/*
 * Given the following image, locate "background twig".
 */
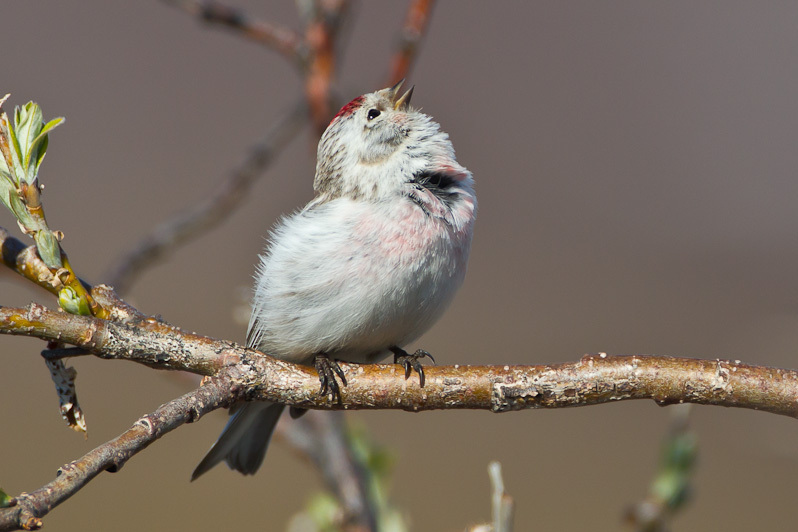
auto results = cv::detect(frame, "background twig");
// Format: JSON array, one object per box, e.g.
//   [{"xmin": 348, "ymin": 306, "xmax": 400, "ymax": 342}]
[
  {"xmin": 104, "ymin": 103, "xmax": 306, "ymax": 293},
  {"xmin": 280, "ymin": 412, "xmax": 379, "ymax": 531},
  {"xmin": 302, "ymin": 0, "xmax": 350, "ymax": 135},
  {"xmin": 389, "ymin": 0, "xmax": 437, "ymax": 84},
  {"xmin": 162, "ymin": 0, "xmax": 307, "ymax": 66},
  {"xmin": 0, "ymin": 374, "xmax": 238, "ymax": 532}
]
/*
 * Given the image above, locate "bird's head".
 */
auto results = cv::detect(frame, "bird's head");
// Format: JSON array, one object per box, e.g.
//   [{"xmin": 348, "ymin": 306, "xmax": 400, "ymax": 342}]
[{"xmin": 314, "ymin": 81, "xmax": 466, "ymax": 201}]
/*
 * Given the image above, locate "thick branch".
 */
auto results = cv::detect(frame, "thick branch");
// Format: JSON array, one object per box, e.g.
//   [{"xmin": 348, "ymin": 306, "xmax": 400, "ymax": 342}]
[
  {"xmin": 3, "ymin": 300, "xmax": 798, "ymax": 530},
  {"xmin": 2, "ymin": 303, "xmax": 798, "ymax": 417},
  {"xmin": 242, "ymin": 353, "xmax": 798, "ymax": 417},
  {"xmin": 0, "ymin": 302, "xmax": 236, "ymax": 374}
]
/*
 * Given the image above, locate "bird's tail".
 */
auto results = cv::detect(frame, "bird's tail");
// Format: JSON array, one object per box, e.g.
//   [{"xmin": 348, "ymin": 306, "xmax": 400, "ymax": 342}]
[{"xmin": 191, "ymin": 401, "xmax": 285, "ymax": 481}]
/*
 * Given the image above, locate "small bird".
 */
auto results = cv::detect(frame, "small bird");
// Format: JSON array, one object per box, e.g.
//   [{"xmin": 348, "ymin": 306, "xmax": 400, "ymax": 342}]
[{"xmin": 192, "ymin": 81, "xmax": 477, "ymax": 480}]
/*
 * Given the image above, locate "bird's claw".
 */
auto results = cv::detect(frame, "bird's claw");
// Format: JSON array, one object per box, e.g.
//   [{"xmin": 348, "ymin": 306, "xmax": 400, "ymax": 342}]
[
  {"xmin": 314, "ymin": 353, "xmax": 347, "ymax": 402},
  {"xmin": 390, "ymin": 347, "xmax": 435, "ymax": 387}
]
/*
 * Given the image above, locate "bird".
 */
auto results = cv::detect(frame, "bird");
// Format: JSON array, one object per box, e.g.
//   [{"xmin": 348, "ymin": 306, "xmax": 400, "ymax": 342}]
[{"xmin": 192, "ymin": 81, "xmax": 477, "ymax": 480}]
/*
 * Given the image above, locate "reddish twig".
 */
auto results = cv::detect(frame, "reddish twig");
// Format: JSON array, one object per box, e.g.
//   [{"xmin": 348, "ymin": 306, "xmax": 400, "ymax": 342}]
[
  {"xmin": 388, "ymin": 0, "xmax": 437, "ymax": 85},
  {"xmin": 112, "ymin": 0, "xmax": 437, "ymax": 292},
  {"xmin": 3, "ymin": 5, "xmax": 451, "ymax": 530},
  {"xmin": 162, "ymin": 0, "xmax": 306, "ymax": 66},
  {"xmin": 302, "ymin": 0, "xmax": 350, "ymax": 135}
]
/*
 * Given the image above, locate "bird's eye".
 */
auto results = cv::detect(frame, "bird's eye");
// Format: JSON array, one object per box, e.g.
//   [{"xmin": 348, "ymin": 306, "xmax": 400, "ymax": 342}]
[{"xmin": 367, "ymin": 109, "xmax": 381, "ymax": 120}]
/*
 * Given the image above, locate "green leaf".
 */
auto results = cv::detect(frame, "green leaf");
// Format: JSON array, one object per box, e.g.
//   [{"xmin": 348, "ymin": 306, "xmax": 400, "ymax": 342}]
[
  {"xmin": 4, "ymin": 113, "xmax": 23, "ymax": 182},
  {"xmin": 0, "ymin": 102, "xmax": 64, "ymax": 185},
  {"xmin": 15, "ymin": 103, "xmax": 42, "ymax": 176},
  {"xmin": 0, "ymin": 111, "xmax": 13, "ymax": 181},
  {"xmin": 58, "ymin": 286, "xmax": 92, "ymax": 315},
  {"xmin": 15, "ymin": 103, "xmax": 41, "ymax": 151},
  {"xmin": 17, "ymin": 103, "xmax": 43, "ymax": 183},
  {"xmin": 0, "ymin": 173, "xmax": 14, "ymax": 211},
  {"xmin": 32, "ymin": 132, "xmax": 49, "ymax": 177},
  {"xmin": 0, "ymin": 487, "xmax": 14, "ymax": 508},
  {"xmin": 305, "ymin": 492, "xmax": 339, "ymax": 528},
  {"xmin": 0, "ymin": 161, "xmax": 11, "ymax": 182},
  {"xmin": 39, "ymin": 116, "xmax": 65, "ymax": 137},
  {"xmin": 28, "ymin": 116, "xmax": 63, "ymax": 181},
  {"xmin": 6, "ymin": 189, "xmax": 34, "ymax": 229},
  {"xmin": 35, "ymin": 229, "xmax": 62, "ymax": 269},
  {"xmin": 0, "ymin": 138, "xmax": 10, "ymax": 179}
]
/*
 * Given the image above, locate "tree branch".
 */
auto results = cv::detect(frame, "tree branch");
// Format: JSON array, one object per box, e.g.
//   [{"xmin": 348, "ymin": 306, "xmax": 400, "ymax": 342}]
[
  {"xmin": 1, "ymin": 226, "xmax": 64, "ymax": 295},
  {"xmin": 302, "ymin": 0, "xmax": 350, "ymax": 135},
  {"xmin": 0, "ymin": 370, "xmax": 242, "ymax": 532},
  {"xmin": 1, "ymin": 229, "xmax": 146, "ymax": 324},
  {"xmin": 3, "ymin": 302, "xmax": 798, "ymax": 417},
  {"xmin": 280, "ymin": 412, "xmax": 379, "ymax": 530},
  {"xmin": 3, "ymin": 6, "xmax": 789, "ymax": 529},
  {"xmin": 3, "ymin": 298, "xmax": 798, "ymax": 530},
  {"xmin": 0, "ymin": 302, "xmax": 234, "ymax": 374},
  {"xmin": 388, "ymin": 0, "xmax": 437, "ymax": 85},
  {"xmin": 161, "ymin": 0, "xmax": 307, "ymax": 67}
]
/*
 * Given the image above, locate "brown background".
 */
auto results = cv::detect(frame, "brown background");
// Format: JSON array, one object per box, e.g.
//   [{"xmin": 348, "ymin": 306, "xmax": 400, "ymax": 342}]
[{"xmin": 3, "ymin": 1, "xmax": 798, "ymax": 530}]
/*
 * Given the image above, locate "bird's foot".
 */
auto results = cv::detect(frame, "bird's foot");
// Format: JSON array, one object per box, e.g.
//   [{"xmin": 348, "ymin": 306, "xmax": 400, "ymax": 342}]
[
  {"xmin": 390, "ymin": 346, "xmax": 435, "ymax": 387},
  {"xmin": 314, "ymin": 352, "xmax": 347, "ymax": 402}
]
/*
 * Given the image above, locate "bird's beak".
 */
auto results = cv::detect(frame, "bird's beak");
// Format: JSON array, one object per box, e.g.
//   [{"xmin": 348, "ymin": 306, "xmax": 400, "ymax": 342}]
[
  {"xmin": 393, "ymin": 85, "xmax": 414, "ymax": 111},
  {"xmin": 384, "ymin": 79, "xmax": 414, "ymax": 111},
  {"xmin": 386, "ymin": 79, "xmax": 405, "ymax": 100}
]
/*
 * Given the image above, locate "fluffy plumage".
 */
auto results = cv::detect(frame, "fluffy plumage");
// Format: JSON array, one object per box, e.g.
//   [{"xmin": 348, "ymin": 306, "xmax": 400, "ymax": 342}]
[{"xmin": 192, "ymin": 83, "xmax": 477, "ymax": 480}]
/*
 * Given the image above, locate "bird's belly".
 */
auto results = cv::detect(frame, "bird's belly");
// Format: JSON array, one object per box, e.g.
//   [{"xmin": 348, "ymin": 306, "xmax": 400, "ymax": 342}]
[{"xmin": 255, "ymin": 201, "xmax": 471, "ymax": 364}]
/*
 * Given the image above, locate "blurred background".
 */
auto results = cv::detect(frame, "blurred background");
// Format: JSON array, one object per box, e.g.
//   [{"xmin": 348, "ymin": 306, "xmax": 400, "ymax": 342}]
[{"xmin": 3, "ymin": 1, "xmax": 798, "ymax": 530}]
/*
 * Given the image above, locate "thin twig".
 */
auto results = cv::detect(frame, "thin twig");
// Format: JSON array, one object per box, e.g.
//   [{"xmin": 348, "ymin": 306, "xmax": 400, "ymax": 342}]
[
  {"xmin": 303, "ymin": 0, "xmax": 350, "ymax": 135},
  {"xmin": 488, "ymin": 462, "xmax": 514, "ymax": 532},
  {"xmin": 40, "ymin": 347, "xmax": 90, "ymax": 360},
  {"xmin": 0, "ymin": 226, "xmax": 60, "ymax": 294},
  {"xmin": 161, "ymin": 0, "xmax": 307, "ymax": 67},
  {"xmin": 4, "ymin": 5, "xmax": 450, "ymax": 530},
  {"xmin": 280, "ymin": 411, "xmax": 379, "ymax": 530},
  {"xmin": 1, "ymin": 230, "xmax": 146, "ymax": 325},
  {"xmin": 0, "ymin": 371, "xmax": 240, "ymax": 532},
  {"xmin": 388, "ymin": 0, "xmax": 437, "ymax": 85},
  {"xmin": 466, "ymin": 462, "xmax": 515, "ymax": 532},
  {"xmin": 104, "ymin": 102, "xmax": 306, "ymax": 294}
]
